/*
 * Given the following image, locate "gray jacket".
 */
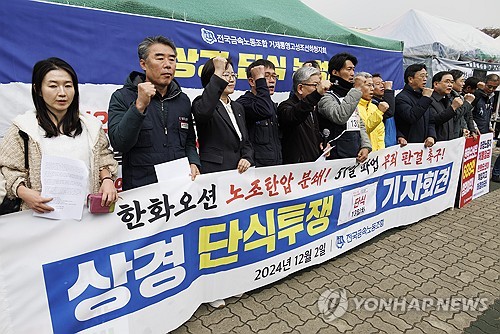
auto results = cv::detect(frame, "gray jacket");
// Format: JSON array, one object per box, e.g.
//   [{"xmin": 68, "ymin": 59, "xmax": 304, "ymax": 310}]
[{"xmin": 318, "ymin": 87, "xmax": 372, "ymax": 155}]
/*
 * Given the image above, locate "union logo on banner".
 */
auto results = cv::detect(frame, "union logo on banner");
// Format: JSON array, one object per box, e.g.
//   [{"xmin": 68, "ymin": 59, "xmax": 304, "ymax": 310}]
[{"xmin": 201, "ymin": 28, "xmax": 217, "ymax": 45}]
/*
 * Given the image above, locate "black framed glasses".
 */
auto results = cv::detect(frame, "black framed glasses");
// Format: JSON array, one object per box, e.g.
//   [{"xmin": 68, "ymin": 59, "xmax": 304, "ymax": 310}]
[
  {"xmin": 264, "ymin": 73, "xmax": 279, "ymax": 80},
  {"xmin": 222, "ymin": 72, "xmax": 238, "ymax": 79},
  {"xmin": 301, "ymin": 82, "xmax": 318, "ymax": 88},
  {"xmin": 440, "ymin": 80, "xmax": 454, "ymax": 85}
]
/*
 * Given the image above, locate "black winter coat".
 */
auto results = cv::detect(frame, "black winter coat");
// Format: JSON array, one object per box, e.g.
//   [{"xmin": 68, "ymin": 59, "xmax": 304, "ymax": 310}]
[
  {"xmin": 277, "ymin": 91, "xmax": 323, "ymax": 164},
  {"xmin": 395, "ymin": 84, "xmax": 436, "ymax": 143},
  {"xmin": 108, "ymin": 71, "xmax": 200, "ymax": 191},
  {"xmin": 192, "ymin": 75, "xmax": 254, "ymax": 174},
  {"xmin": 236, "ymin": 78, "xmax": 282, "ymax": 166},
  {"xmin": 429, "ymin": 91, "xmax": 457, "ymax": 141}
]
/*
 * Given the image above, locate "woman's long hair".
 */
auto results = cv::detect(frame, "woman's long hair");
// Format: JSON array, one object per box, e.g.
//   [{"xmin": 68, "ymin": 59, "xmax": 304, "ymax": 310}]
[{"xmin": 31, "ymin": 57, "xmax": 82, "ymax": 138}]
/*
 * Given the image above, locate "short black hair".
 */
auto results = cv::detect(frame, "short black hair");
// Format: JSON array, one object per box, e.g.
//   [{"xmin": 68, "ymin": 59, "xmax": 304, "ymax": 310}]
[
  {"xmin": 246, "ymin": 59, "xmax": 275, "ymax": 78},
  {"xmin": 372, "ymin": 73, "xmax": 382, "ymax": 79},
  {"xmin": 200, "ymin": 57, "xmax": 233, "ymax": 88},
  {"xmin": 404, "ymin": 64, "xmax": 426, "ymax": 84},
  {"xmin": 449, "ymin": 69, "xmax": 464, "ymax": 81},
  {"xmin": 464, "ymin": 76, "xmax": 480, "ymax": 90},
  {"xmin": 302, "ymin": 60, "xmax": 320, "ymax": 69},
  {"xmin": 485, "ymin": 73, "xmax": 500, "ymax": 83},
  {"xmin": 328, "ymin": 52, "xmax": 357, "ymax": 75},
  {"xmin": 432, "ymin": 71, "xmax": 452, "ymax": 85}
]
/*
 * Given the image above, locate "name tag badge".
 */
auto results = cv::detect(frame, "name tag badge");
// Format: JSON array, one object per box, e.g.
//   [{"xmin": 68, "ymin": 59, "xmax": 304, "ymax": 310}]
[
  {"xmin": 179, "ymin": 116, "xmax": 189, "ymax": 130},
  {"xmin": 346, "ymin": 108, "xmax": 360, "ymax": 131}
]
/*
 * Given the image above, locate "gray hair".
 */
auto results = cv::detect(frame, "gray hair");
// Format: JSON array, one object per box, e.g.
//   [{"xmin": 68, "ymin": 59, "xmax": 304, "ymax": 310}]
[
  {"xmin": 354, "ymin": 71, "xmax": 372, "ymax": 80},
  {"xmin": 137, "ymin": 36, "xmax": 177, "ymax": 60},
  {"xmin": 292, "ymin": 66, "xmax": 321, "ymax": 93}
]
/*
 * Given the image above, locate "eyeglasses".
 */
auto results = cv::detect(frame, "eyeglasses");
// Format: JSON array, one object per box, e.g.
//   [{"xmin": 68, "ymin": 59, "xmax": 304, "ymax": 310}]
[
  {"xmin": 301, "ymin": 82, "xmax": 318, "ymax": 88},
  {"xmin": 440, "ymin": 80, "xmax": 454, "ymax": 85},
  {"xmin": 222, "ymin": 72, "xmax": 238, "ymax": 79},
  {"xmin": 264, "ymin": 73, "xmax": 279, "ymax": 80}
]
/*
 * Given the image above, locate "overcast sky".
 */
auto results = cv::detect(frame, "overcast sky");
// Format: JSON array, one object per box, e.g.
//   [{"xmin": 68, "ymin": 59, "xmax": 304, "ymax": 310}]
[{"xmin": 301, "ymin": 0, "xmax": 499, "ymax": 30}]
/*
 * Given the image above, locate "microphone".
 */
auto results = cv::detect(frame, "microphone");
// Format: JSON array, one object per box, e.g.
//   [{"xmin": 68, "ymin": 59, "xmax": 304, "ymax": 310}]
[{"xmin": 322, "ymin": 128, "xmax": 330, "ymax": 149}]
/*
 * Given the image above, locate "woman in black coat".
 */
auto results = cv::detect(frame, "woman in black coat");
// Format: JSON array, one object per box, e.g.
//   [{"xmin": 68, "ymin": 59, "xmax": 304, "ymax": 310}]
[{"xmin": 192, "ymin": 57, "xmax": 253, "ymax": 174}]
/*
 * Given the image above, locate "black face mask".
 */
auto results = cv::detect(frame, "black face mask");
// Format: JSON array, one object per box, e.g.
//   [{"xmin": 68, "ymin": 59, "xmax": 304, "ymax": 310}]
[{"xmin": 329, "ymin": 75, "xmax": 353, "ymax": 95}]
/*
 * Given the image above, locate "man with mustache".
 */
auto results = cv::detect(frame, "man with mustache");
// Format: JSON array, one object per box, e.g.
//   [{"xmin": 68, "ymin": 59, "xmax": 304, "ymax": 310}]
[
  {"xmin": 108, "ymin": 36, "xmax": 200, "ymax": 190},
  {"xmin": 237, "ymin": 59, "xmax": 282, "ymax": 166}
]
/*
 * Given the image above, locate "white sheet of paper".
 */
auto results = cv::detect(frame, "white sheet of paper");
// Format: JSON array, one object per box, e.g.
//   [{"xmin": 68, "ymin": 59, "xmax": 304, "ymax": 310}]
[
  {"xmin": 34, "ymin": 155, "xmax": 89, "ymax": 220},
  {"xmin": 154, "ymin": 157, "xmax": 191, "ymax": 182}
]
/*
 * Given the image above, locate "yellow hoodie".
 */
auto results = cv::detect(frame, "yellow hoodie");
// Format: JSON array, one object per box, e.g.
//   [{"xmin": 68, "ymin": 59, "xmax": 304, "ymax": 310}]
[{"xmin": 357, "ymin": 98, "xmax": 385, "ymax": 151}]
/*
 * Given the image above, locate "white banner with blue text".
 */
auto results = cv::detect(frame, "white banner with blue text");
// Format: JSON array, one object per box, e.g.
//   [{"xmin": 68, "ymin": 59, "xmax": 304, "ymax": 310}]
[{"xmin": 0, "ymin": 138, "xmax": 464, "ymax": 333}]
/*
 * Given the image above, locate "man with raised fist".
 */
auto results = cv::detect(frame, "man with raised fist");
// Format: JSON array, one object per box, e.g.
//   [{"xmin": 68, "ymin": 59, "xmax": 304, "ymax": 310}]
[{"xmin": 108, "ymin": 36, "xmax": 200, "ymax": 190}]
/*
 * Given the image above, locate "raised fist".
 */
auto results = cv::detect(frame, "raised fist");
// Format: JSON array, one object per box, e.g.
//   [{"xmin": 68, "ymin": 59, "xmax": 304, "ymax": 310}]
[
  {"xmin": 353, "ymin": 76, "xmax": 366, "ymax": 90},
  {"xmin": 250, "ymin": 65, "xmax": 266, "ymax": 80},
  {"xmin": 422, "ymin": 87, "xmax": 433, "ymax": 97},
  {"xmin": 136, "ymin": 82, "xmax": 156, "ymax": 112},
  {"xmin": 378, "ymin": 101, "xmax": 389, "ymax": 113},
  {"xmin": 316, "ymin": 80, "xmax": 332, "ymax": 95},
  {"xmin": 451, "ymin": 97, "xmax": 463, "ymax": 110},
  {"xmin": 464, "ymin": 93, "xmax": 475, "ymax": 103},
  {"xmin": 383, "ymin": 81, "xmax": 393, "ymax": 90}
]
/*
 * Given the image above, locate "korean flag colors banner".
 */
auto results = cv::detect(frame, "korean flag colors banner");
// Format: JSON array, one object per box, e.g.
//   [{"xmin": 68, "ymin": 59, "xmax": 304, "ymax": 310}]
[{"xmin": 0, "ymin": 138, "xmax": 464, "ymax": 333}]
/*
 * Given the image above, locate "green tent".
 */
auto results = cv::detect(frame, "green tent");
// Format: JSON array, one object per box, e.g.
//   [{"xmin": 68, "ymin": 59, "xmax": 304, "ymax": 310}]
[{"xmin": 47, "ymin": 0, "xmax": 403, "ymax": 51}]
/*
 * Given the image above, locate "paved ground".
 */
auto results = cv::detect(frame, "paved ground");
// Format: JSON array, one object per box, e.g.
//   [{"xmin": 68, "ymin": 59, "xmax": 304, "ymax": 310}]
[{"xmin": 172, "ymin": 148, "xmax": 500, "ymax": 334}]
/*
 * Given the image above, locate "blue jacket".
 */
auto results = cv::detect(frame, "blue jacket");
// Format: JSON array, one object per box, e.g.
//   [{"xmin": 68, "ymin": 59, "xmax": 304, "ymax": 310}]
[
  {"xmin": 108, "ymin": 71, "xmax": 200, "ymax": 190},
  {"xmin": 373, "ymin": 89, "xmax": 397, "ymax": 147}
]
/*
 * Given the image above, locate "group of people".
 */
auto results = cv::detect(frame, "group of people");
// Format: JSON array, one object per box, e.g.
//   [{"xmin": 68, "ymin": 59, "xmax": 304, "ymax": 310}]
[
  {"xmin": 1, "ymin": 34, "xmax": 500, "ymax": 216},
  {"xmin": 393, "ymin": 64, "xmax": 500, "ymax": 182},
  {"xmin": 0, "ymin": 34, "xmax": 499, "ymax": 308}
]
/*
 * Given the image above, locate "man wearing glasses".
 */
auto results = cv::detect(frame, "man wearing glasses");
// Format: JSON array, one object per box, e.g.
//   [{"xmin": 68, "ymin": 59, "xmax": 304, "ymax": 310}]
[
  {"xmin": 472, "ymin": 73, "xmax": 499, "ymax": 135},
  {"xmin": 428, "ymin": 71, "xmax": 467, "ymax": 141},
  {"xmin": 277, "ymin": 66, "xmax": 332, "ymax": 164},
  {"xmin": 394, "ymin": 63, "xmax": 435, "ymax": 147},
  {"xmin": 237, "ymin": 59, "xmax": 282, "ymax": 167}
]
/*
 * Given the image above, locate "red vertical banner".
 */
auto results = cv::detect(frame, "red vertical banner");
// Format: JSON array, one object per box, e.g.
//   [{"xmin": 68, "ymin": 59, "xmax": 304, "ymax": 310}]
[
  {"xmin": 459, "ymin": 133, "xmax": 494, "ymax": 208},
  {"xmin": 459, "ymin": 137, "xmax": 479, "ymax": 208}
]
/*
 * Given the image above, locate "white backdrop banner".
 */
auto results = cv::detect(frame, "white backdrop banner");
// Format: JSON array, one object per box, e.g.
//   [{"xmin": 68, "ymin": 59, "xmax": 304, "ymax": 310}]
[{"xmin": 0, "ymin": 138, "xmax": 465, "ymax": 333}]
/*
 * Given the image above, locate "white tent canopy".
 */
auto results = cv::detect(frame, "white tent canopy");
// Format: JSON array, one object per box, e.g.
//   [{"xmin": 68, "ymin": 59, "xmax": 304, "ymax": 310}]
[{"xmin": 368, "ymin": 9, "xmax": 500, "ymax": 61}]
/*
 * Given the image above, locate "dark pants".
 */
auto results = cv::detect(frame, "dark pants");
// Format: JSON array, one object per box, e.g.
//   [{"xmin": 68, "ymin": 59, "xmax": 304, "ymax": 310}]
[{"xmin": 493, "ymin": 154, "xmax": 500, "ymax": 178}]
